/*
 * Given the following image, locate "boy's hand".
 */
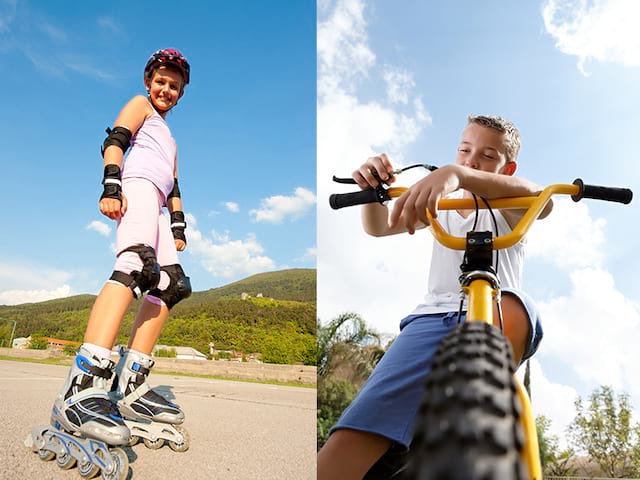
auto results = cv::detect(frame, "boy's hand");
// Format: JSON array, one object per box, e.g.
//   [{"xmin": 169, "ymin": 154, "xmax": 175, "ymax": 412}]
[
  {"xmin": 353, "ymin": 153, "xmax": 396, "ymax": 190},
  {"xmin": 174, "ymin": 239, "xmax": 186, "ymax": 251},
  {"xmin": 99, "ymin": 193, "xmax": 128, "ymax": 220},
  {"xmin": 389, "ymin": 165, "xmax": 461, "ymax": 234}
]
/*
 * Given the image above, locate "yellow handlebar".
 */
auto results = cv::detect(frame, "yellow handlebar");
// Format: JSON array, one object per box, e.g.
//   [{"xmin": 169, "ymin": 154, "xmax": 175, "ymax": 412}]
[{"xmin": 386, "ymin": 183, "xmax": 580, "ymax": 250}]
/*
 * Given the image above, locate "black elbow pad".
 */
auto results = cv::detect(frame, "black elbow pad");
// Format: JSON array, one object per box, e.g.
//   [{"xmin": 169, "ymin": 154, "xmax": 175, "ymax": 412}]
[{"xmin": 101, "ymin": 126, "xmax": 132, "ymax": 158}]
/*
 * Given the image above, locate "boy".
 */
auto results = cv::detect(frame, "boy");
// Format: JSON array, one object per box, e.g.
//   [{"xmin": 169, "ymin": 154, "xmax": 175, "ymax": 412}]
[{"xmin": 317, "ymin": 115, "xmax": 548, "ymax": 479}]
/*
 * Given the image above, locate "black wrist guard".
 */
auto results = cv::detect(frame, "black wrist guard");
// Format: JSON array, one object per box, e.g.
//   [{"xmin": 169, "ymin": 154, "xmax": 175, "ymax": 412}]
[
  {"xmin": 170, "ymin": 211, "xmax": 187, "ymax": 243},
  {"xmin": 100, "ymin": 164, "xmax": 122, "ymax": 202}
]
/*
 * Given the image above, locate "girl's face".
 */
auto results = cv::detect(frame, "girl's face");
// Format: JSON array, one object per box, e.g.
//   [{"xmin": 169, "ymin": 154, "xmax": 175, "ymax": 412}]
[{"xmin": 145, "ymin": 66, "xmax": 184, "ymax": 114}]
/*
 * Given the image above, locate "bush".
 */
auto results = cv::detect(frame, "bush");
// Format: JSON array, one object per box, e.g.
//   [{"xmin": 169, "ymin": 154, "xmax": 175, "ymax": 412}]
[
  {"xmin": 317, "ymin": 377, "xmax": 358, "ymax": 449},
  {"xmin": 155, "ymin": 347, "xmax": 177, "ymax": 358}
]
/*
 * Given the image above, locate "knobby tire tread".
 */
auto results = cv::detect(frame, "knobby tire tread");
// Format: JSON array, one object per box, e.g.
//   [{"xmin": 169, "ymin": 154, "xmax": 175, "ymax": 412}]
[{"xmin": 407, "ymin": 321, "xmax": 527, "ymax": 480}]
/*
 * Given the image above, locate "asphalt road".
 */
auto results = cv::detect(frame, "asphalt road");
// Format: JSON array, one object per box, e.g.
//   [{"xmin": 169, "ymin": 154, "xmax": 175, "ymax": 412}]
[{"xmin": 0, "ymin": 359, "xmax": 316, "ymax": 479}]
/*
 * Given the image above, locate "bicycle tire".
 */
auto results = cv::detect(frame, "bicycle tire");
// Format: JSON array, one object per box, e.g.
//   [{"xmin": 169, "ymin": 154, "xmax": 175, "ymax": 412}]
[{"xmin": 407, "ymin": 321, "xmax": 526, "ymax": 480}]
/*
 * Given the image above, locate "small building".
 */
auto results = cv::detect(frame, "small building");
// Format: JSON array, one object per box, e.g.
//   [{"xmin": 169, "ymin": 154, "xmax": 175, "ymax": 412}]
[
  {"xmin": 12, "ymin": 336, "xmax": 31, "ymax": 349},
  {"xmin": 45, "ymin": 337, "xmax": 81, "ymax": 352}
]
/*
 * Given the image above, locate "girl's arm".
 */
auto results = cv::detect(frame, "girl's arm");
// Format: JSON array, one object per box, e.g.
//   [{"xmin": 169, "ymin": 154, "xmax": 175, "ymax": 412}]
[
  {"xmin": 168, "ymin": 156, "xmax": 186, "ymax": 251},
  {"xmin": 100, "ymin": 96, "xmax": 153, "ymax": 220}
]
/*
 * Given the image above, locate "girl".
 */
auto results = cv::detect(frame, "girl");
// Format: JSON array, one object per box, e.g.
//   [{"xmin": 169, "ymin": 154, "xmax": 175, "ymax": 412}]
[{"xmin": 51, "ymin": 49, "xmax": 192, "ymax": 445}]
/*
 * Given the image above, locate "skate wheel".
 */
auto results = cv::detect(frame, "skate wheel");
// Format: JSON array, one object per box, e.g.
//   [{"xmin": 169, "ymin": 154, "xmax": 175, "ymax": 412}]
[
  {"xmin": 143, "ymin": 437, "xmax": 164, "ymax": 450},
  {"xmin": 99, "ymin": 448, "xmax": 129, "ymax": 480},
  {"xmin": 127, "ymin": 435, "xmax": 140, "ymax": 447},
  {"xmin": 78, "ymin": 457, "xmax": 100, "ymax": 478},
  {"xmin": 37, "ymin": 449, "xmax": 55, "ymax": 461},
  {"xmin": 168, "ymin": 425, "xmax": 190, "ymax": 453},
  {"xmin": 56, "ymin": 448, "xmax": 77, "ymax": 470}
]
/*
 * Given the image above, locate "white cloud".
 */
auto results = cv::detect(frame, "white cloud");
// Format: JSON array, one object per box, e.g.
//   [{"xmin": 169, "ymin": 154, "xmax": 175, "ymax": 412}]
[
  {"xmin": 526, "ymin": 198, "xmax": 606, "ymax": 269},
  {"xmin": 525, "ymin": 265, "xmax": 640, "ymax": 450},
  {"xmin": 250, "ymin": 187, "xmax": 316, "ymax": 223},
  {"xmin": 317, "ymin": 0, "xmax": 432, "ymax": 333},
  {"xmin": 0, "ymin": 261, "xmax": 74, "ymax": 305},
  {"xmin": 185, "ymin": 213, "xmax": 276, "ymax": 279},
  {"xmin": 86, "ymin": 220, "xmax": 112, "ymax": 237},
  {"xmin": 542, "ymin": 0, "xmax": 640, "ymax": 75},
  {"xmin": 224, "ymin": 201, "xmax": 240, "ymax": 213},
  {"xmin": 537, "ymin": 267, "xmax": 640, "ymax": 390},
  {"xmin": 518, "ymin": 359, "xmax": 579, "ymax": 450},
  {"xmin": 317, "ymin": 0, "xmax": 375, "ymax": 98},
  {"xmin": 0, "ymin": 285, "xmax": 72, "ymax": 306},
  {"xmin": 0, "ymin": 261, "xmax": 72, "ymax": 292},
  {"xmin": 383, "ymin": 68, "xmax": 415, "ymax": 105}
]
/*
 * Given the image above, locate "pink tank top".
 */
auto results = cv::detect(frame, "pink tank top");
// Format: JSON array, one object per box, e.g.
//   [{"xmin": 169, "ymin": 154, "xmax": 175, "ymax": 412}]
[{"xmin": 122, "ymin": 108, "xmax": 176, "ymax": 199}]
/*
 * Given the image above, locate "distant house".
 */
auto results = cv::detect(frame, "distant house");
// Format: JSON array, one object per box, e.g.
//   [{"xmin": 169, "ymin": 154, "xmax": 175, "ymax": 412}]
[
  {"xmin": 153, "ymin": 344, "xmax": 207, "ymax": 361},
  {"xmin": 12, "ymin": 336, "xmax": 80, "ymax": 352},
  {"xmin": 12, "ymin": 337, "xmax": 31, "ymax": 349},
  {"xmin": 45, "ymin": 337, "xmax": 81, "ymax": 352}
]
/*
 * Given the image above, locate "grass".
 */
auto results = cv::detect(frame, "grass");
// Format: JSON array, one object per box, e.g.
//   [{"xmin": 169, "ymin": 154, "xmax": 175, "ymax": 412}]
[{"xmin": 0, "ymin": 355, "xmax": 316, "ymax": 389}]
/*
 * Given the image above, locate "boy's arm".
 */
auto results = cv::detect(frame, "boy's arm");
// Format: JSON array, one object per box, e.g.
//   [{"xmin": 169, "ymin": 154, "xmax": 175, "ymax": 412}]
[
  {"xmin": 355, "ymin": 154, "xmax": 427, "ymax": 237},
  {"xmin": 389, "ymin": 164, "xmax": 553, "ymax": 233}
]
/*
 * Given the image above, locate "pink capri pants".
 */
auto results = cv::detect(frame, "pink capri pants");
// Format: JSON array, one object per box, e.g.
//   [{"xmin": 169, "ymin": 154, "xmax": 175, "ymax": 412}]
[{"xmin": 110, "ymin": 178, "xmax": 179, "ymax": 305}]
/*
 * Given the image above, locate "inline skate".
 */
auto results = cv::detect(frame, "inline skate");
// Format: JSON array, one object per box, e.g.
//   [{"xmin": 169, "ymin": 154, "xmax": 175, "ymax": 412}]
[
  {"xmin": 27, "ymin": 346, "xmax": 130, "ymax": 479},
  {"xmin": 112, "ymin": 347, "xmax": 190, "ymax": 452}
]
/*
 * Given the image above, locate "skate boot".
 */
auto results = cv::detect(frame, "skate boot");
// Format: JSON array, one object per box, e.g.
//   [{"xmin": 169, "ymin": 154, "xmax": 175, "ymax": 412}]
[
  {"xmin": 52, "ymin": 346, "xmax": 130, "ymax": 444},
  {"xmin": 112, "ymin": 347, "xmax": 190, "ymax": 452},
  {"xmin": 27, "ymin": 346, "xmax": 130, "ymax": 479}
]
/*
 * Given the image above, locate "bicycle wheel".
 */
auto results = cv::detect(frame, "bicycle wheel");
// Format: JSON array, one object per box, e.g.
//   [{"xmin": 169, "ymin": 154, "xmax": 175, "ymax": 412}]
[{"xmin": 407, "ymin": 321, "xmax": 526, "ymax": 480}]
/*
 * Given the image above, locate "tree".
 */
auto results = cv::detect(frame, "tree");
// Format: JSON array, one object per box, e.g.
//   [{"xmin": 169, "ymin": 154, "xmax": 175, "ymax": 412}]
[
  {"xmin": 29, "ymin": 336, "xmax": 48, "ymax": 350},
  {"xmin": 317, "ymin": 312, "xmax": 381, "ymax": 378},
  {"xmin": 569, "ymin": 385, "xmax": 640, "ymax": 477},
  {"xmin": 536, "ymin": 415, "xmax": 575, "ymax": 476},
  {"xmin": 316, "ymin": 312, "xmax": 386, "ymax": 449},
  {"xmin": 317, "ymin": 376, "xmax": 358, "ymax": 449}
]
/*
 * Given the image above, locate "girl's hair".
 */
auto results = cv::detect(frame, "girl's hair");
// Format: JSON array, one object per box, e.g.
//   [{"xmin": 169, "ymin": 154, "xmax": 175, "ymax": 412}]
[{"xmin": 467, "ymin": 114, "xmax": 521, "ymax": 163}]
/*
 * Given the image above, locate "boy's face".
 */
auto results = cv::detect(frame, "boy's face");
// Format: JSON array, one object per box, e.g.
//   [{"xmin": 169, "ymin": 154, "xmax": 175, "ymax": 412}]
[{"xmin": 456, "ymin": 122, "xmax": 516, "ymax": 176}]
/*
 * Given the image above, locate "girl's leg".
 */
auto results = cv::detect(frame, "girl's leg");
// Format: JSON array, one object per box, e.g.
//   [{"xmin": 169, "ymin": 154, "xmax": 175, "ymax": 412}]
[
  {"xmin": 84, "ymin": 283, "xmax": 134, "ymax": 349},
  {"xmin": 128, "ymin": 300, "xmax": 170, "ymax": 355},
  {"xmin": 318, "ymin": 429, "xmax": 391, "ymax": 480},
  {"xmin": 84, "ymin": 178, "xmax": 164, "ymax": 351},
  {"xmin": 128, "ymin": 208, "xmax": 178, "ymax": 355}
]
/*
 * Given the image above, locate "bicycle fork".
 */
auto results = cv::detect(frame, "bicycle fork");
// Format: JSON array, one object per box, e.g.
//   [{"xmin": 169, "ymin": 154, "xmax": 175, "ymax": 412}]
[{"xmin": 459, "ymin": 231, "xmax": 542, "ymax": 479}]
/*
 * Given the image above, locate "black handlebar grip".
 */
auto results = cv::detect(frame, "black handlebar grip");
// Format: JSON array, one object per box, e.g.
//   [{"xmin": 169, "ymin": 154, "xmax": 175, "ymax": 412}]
[
  {"xmin": 329, "ymin": 189, "xmax": 387, "ymax": 209},
  {"xmin": 571, "ymin": 178, "xmax": 633, "ymax": 205}
]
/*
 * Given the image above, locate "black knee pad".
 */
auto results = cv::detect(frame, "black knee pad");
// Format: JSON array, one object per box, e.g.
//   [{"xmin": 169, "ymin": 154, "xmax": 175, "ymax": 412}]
[
  {"xmin": 109, "ymin": 245, "xmax": 161, "ymax": 298},
  {"xmin": 148, "ymin": 264, "xmax": 192, "ymax": 309}
]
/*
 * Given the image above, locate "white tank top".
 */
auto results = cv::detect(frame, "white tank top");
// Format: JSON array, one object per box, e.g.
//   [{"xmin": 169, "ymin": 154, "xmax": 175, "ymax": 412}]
[{"xmin": 411, "ymin": 190, "xmax": 524, "ymax": 315}]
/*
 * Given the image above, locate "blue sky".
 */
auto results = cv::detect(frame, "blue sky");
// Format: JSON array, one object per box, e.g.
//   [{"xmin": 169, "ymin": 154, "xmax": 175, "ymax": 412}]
[
  {"xmin": 317, "ymin": 0, "xmax": 640, "ymax": 448},
  {"xmin": 0, "ymin": 1, "xmax": 316, "ymax": 303}
]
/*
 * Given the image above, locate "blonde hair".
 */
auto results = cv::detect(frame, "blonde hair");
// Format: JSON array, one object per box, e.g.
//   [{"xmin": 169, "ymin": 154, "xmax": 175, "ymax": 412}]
[{"xmin": 467, "ymin": 114, "xmax": 521, "ymax": 163}]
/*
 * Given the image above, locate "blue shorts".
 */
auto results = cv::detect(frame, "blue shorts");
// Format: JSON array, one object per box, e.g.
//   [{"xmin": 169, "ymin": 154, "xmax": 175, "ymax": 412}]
[{"xmin": 329, "ymin": 288, "xmax": 543, "ymax": 450}]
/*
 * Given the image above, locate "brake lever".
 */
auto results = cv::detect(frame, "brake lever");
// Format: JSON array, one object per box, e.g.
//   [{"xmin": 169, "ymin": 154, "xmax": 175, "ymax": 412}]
[{"xmin": 332, "ymin": 163, "xmax": 439, "ymax": 185}]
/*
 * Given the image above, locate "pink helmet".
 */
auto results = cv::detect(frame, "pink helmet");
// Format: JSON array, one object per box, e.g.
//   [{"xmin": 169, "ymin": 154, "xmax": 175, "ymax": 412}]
[{"xmin": 144, "ymin": 48, "xmax": 190, "ymax": 85}]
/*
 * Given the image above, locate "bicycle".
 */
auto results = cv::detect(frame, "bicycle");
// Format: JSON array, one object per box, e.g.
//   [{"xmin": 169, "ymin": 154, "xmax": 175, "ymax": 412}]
[{"xmin": 329, "ymin": 165, "xmax": 632, "ymax": 479}]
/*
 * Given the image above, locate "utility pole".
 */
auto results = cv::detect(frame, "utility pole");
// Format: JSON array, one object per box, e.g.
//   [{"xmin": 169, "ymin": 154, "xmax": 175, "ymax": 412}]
[{"xmin": 9, "ymin": 320, "xmax": 17, "ymax": 349}]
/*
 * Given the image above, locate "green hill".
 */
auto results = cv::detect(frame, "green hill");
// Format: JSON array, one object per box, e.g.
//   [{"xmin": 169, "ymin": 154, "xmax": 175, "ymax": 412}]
[{"xmin": 0, "ymin": 269, "xmax": 316, "ymax": 365}]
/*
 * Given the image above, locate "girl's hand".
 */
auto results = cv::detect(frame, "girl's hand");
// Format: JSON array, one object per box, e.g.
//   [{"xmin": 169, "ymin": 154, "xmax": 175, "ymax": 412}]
[
  {"xmin": 352, "ymin": 153, "xmax": 396, "ymax": 190},
  {"xmin": 99, "ymin": 193, "xmax": 128, "ymax": 220},
  {"xmin": 175, "ymin": 239, "xmax": 186, "ymax": 251}
]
